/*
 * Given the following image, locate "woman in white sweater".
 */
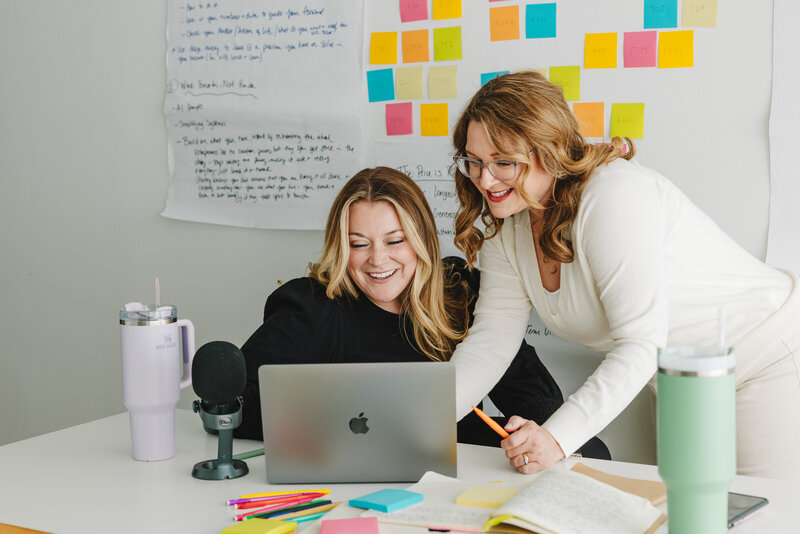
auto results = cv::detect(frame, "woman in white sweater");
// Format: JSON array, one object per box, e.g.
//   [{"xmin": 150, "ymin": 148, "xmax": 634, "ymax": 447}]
[{"xmin": 449, "ymin": 71, "xmax": 800, "ymax": 479}]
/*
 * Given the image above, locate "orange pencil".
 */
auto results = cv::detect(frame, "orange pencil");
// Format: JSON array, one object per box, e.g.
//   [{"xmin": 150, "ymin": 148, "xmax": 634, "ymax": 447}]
[{"xmin": 472, "ymin": 405, "xmax": 510, "ymax": 438}]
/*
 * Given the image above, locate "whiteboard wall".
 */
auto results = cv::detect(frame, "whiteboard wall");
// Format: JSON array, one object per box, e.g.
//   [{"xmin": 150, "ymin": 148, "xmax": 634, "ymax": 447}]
[{"xmin": 0, "ymin": 1, "xmax": 774, "ymax": 464}]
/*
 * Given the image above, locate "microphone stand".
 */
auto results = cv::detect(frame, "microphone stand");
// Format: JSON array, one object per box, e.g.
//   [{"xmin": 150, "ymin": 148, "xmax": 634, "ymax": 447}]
[{"xmin": 191, "ymin": 396, "xmax": 249, "ymax": 480}]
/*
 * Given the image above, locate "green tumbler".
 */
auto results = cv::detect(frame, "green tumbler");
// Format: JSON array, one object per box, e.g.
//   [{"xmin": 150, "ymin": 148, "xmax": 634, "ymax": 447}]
[{"xmin": 657, "ymin": 347, "xmax": 736, "ymax": 534}]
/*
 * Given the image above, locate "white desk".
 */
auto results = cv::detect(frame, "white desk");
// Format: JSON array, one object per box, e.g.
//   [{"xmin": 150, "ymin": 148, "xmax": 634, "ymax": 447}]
[{"xmin": 0, "ymin": 409, "xmax": 797, "ymax": 533}]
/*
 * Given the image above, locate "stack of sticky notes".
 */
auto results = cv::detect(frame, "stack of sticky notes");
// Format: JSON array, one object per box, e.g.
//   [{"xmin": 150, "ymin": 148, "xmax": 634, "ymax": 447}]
[
  {"xmin": 348, "ymin": 488, "xmax": 423, "ymax": 512},
  {"xmin": 320, "ymin": 516, "xmax": 379, "ymax": 534},
  {"xmin": 221, "ymin": 517, "xmax": 297, "ymax": 534}
]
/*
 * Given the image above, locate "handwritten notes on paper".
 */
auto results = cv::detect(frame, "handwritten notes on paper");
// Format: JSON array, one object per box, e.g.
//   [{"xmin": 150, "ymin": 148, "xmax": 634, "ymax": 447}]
[{"xmin": 163, "ymin": 0, "xmax": 364, "ymax": 229}]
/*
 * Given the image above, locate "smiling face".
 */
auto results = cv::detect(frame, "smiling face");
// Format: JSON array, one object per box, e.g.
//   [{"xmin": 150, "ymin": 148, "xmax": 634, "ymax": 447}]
[
  {"xmin": 465, "ymin": 120, "xmax": 555, "ymax": 219},
  {"xmin": 346, "ymin": 200, "xmax": 418, "ymax": 314}
]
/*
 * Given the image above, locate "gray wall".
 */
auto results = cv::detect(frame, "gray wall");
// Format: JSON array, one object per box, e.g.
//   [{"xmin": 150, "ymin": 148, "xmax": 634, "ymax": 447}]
[{"xmin": 0, "ymin": 1, "xmax": 775, "ymax": 465}]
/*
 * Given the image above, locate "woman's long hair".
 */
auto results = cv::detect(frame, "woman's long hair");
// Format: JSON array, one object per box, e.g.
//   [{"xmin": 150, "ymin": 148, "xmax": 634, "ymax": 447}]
[
  {"xmin": 309, "ymin": 167, "xmax": 470, "ymax": 361},
  {"xmin": 452, "ymin": 70, "xmax": 635, "ymax": 267}
]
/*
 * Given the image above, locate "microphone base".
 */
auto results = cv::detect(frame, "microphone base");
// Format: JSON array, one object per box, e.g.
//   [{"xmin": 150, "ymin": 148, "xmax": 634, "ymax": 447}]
[{"xmin": 191, "ymin": 458, "xmax": 249, "ymax": 480}]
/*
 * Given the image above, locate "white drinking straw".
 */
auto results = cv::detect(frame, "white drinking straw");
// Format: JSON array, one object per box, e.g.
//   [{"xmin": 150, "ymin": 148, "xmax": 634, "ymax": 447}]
[
  {"xmin": 155, "ymin": 277, "xmax": 161, "ymax": 308},
  {"xmin": 716, "ymin": 307, "xmax": 726, "ymax": 353}
]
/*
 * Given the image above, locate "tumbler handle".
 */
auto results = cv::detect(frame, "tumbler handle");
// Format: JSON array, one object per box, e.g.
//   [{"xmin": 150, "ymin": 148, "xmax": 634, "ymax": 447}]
[{"xmin": 177, "ymin": 318, "xmax": 195, "ymax": 389}]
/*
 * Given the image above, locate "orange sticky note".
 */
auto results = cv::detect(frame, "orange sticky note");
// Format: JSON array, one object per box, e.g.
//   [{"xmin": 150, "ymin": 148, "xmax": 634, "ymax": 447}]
[
  {"xmin": 490, "ymin": 6, "xmax": 520, "ymax": 41},
  {"xmin": 370, "ymin": 32, "xmax": 397, "ymax": 65},
  {"xmin": 658, "ymin": 30, "xmax": 693, "ymax": 68},
  {"xmin": 395, "ymin": 66, "xmax": 424, "ymax": 100},
  {"xmin": 573, "ymin": 102, "xmax": 604, "ymax": 138},
  {"xmin": 610, "ymin": 103, "xmax": 645, "ymax": 138},
  {"xmin": 420, "ymin": 103, "xmax": 449, "ymax": 136},
  {"xmin": 682, "ymin": 0, "xmax": 718, "ymax": 28},
  {"xmin": 428, "ymin": 65, "xmax": 458, "ymax": 99},
  {"xmin": 432, "ymin": 0, "xmax": 461, "ymax": 20},
  {"xmin": 402, "ymin": 29, "xmax": 429, "ymax": 63},
  {"xmin": 549, "ymin": 66, "xmax": 580, "ymax": 101},
  {"xmin": 584, "ymin": 32, "xmax": 617, "ymax": 69},
  {"xmin": 433, "ymin": 26, "xmax": 462, "ymax": 61}
]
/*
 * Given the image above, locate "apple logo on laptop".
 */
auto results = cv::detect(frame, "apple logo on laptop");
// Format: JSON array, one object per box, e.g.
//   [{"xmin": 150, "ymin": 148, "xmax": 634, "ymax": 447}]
[{"xmin": 349, "ymin": 412, "xmax": 369, "ymax": 434}]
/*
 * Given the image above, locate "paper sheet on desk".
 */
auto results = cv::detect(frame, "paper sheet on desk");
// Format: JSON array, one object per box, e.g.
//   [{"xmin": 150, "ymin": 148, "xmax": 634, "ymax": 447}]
[{"xmin": 360, "ymin": 472, "xmax": 521, "ymax": 532}]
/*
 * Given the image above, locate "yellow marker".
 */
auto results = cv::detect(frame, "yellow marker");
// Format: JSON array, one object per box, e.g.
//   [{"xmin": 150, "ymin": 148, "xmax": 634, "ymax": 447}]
[{"xmin": 472, "ymin": 405, "xmax": 510, "ymax": 438}]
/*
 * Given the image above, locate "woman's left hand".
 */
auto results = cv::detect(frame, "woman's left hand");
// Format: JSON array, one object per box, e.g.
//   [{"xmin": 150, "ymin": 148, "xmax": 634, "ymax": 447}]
[{"xmin": 501, "ymin": 416, "xmax": 565, "ymax": 473}]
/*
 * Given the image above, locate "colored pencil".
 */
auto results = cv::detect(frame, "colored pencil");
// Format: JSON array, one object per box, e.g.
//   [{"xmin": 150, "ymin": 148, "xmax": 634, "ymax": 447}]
[
  {"xmin": 233, "ymin": 493, "xmax": 326, "ymax": 509},
  {"xmin": 227, "ymin": 491, "xmax": 327, "ymax": 506},
  {"xmin": 253, "ymin": 500, "xmax": 333, "ymax": 519},
  {"xmin": 472, "ymin": 405, "xmax": 510, "ymax": 438},
  {"xmin": 270, "ymin": 502, "xmax": 340, "ymax": 520},
  {"xmin": 234, "ymin": 497, "xmax": 325, "ymax": 522},
  {"xmin": 239, "ymin": 488, "xmax": 330, "ymax": 499}
]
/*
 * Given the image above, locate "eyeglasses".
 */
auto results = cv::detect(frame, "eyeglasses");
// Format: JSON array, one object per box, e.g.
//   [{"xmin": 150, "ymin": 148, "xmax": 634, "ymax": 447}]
[{"xmin": 452, "ymin": 155, "xmax": 527, "ymax": 183}]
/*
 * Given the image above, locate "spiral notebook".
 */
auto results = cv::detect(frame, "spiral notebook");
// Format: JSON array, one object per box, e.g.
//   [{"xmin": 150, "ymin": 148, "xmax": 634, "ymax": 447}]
[{"xmin": 258, "ymin": 361, "xmax": 457, "ymax": 483}]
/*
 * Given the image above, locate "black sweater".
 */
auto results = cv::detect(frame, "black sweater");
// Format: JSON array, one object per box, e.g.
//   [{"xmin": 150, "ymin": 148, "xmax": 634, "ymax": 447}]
[{"xmin": 234, "ymin": 257, "xmax": 564, "ymax": 446}]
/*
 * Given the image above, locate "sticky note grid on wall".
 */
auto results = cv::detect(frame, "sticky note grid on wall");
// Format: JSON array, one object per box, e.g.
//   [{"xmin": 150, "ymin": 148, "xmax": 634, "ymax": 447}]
[{"xmin": 367, "ymin": 0, "xmax": 718, "ymax": 140}]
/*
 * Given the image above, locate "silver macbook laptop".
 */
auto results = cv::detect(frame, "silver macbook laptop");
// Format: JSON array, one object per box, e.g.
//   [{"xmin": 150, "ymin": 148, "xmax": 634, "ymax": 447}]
[{"xmin": 258, "ymin": 361, "xmax": 457, "ymax": 483}]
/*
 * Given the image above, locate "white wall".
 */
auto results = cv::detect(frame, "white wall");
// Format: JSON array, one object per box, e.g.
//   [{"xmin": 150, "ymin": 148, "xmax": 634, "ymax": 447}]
[{"xmin": 0, "ymin": 1, "xmax": 775, "ymax": 466}]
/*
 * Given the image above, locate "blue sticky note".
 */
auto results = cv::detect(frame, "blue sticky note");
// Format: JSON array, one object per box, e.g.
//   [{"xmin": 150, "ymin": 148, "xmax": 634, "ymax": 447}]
[
  {"xmin": 525, "ymin": 3, "xmax": 556, "ymax": 39},
  {"xmin": 481, "ymin": 71, "xmax": 510, "ymax": 86},
  {"xmin": 367, "ymin": 68, "xmax": 395, "ymax": 102},
  {"xmin": 643, "ymin": 0, "xmax": 677, "ymax": 29},
  {"xmin": 348, "ymin": 489, "xmax": 423, "ymax": 513}
]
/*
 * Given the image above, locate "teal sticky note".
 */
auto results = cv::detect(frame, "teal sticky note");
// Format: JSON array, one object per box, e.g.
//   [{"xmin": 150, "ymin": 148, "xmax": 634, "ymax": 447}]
[
  {"xmin": 644, "ymin": 0, "xmax": 677, "ymax": 29},
  {"xmin": 481, "ymin": 71, "xmax": 510, "ymax": 86},
  {"xmin": 348, "ymin": 489, "xmax": 423, "ymax": 512},
  {"xmin": 525, "ymin": 3, "xmax": 556, "ymax": 39},
  {"xmin": 367, "ymin": 68, "xmax": 395, "ymax": 102}
]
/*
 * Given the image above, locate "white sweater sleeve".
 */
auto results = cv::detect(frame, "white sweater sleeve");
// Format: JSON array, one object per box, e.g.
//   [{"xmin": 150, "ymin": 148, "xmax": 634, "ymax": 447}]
[
  {"xmin": 450, "ymin": 227, "xmax": 533, "ymax": 420},
  {"xmin": 542, "ymin": 166, "xmax": 668, "ymax": 456}
]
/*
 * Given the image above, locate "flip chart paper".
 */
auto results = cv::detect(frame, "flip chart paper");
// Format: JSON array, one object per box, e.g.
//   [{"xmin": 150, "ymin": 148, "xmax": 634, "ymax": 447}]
[
  {"xmin": 658, "ymin": 30, "xmax": 693, "ymax": 68},
  {"xmin": 370, "ymin": 31, "xmax": 398, "ymax": 64},
  {"xmin": 549, "ymin": 66, "xmax": 580, "ymax": 101},
  {"xmin": 525, "ymin": 3, "xmax": 557, "ymax": 39},
  {"xmin": 402, "ymin": 29, "xmax": 430, "ymax": 63},
  {"xmin": 584, "ymin": 33, "xmax": 618, "ymax": 69},
  {"xmin": 490, "ymin": 6, "xmax": 520, "ymax": 42},
  {"xmin": 624, "ymin": 31, "xmax": 658, "ymax": 68},
  {"xmin": 682, "ymin": 0, "xmax": 718, "ymax": 28},
  {"xmin": 644, "ymin": 0, "xmax": 678, "ymax": 29},
  {"xmin": 433, "ymin": 26, "xmax": 462, "ymax": 61},
  {"xmin": 386, "ymin": 102, "xmax": 413, "ymax": 135},
  {"xmin": 610, "ymin": 103, "xmax": 645, "ymax": 138},
  {"xmin": 395, "ymin": 66, "xmax": 424, "ymax": 100},
  {"xmin": 429, "ymin": 65, "xmax": 458, "ymax": 99},
  {"xmin": 573, "ymin": 102, "xmax": 605, "ymax": 138}
]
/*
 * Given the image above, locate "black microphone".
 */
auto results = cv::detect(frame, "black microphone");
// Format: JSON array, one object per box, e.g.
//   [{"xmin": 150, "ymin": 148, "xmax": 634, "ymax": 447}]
[{"xmin": 190, "ymin": 341, "xmax": 249, "ymax": 480}]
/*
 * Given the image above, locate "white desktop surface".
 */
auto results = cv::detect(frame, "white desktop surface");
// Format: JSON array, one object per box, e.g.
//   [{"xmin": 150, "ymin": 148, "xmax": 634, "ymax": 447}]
[{"xmin": 0, "ymin": 409, "xmax": 796, "ymax": 533}]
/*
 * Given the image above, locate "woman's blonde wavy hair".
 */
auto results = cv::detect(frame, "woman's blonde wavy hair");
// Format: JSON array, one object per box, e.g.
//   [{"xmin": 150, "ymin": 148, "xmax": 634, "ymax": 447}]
[
  {"xmin": 309, "ymin": 167, "xmax": 470, "ymax": 362},
  {"xmin": 452, "ymin": 70, "xmax": 635, "ymax": 267}
]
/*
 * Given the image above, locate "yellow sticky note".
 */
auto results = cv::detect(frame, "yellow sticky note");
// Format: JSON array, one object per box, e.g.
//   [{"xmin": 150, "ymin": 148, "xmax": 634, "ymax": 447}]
[
  {"xmin": 456, "ymin": 486, "xmax": 520, "ymax": 508},
  {"xmin": 432, "ymin": 0, "xmax": 461, "ymax": 20},
  {"xmin": 610, "ymin": 103, "xmax": 645, "ymax": 139},
  {"xmin": 584, "ymin": 33, "xmax": 617, "ymax": 69},
  {"xmin": 428, "ymin": 65, "xmax": 458, "ymax": 99},
  {"xmin": 658, "ymin": 30, "xmax": 693, "ymax": 68},
  {"xmin": 421, "ymin": 103, "xmax": 449, "ymax": 136},
  {"xmin": 573, "ymin": 102, "xmax": 605, "ymax": 138},
  {"xmin": 490, "ymin": 6, "xmax": 520, "ymax": 41},
  {"xmin": 370, "ymin": 31, "xmax": 398, "ymax": 65},
  {"xmin": 520, "ymin": 67, "xmax": 548, "ymax": 79},
  {"xmin": 682, "ymin": 0, "xmax": 718, "ymax": 28},
  {"xmin": 395, "ymin": 66, "xmax": 424, "ymax": 100},
  {"xmin": 221, "ymin": 517, "xmax": 297, "ymax": 534},
  {"xmin": 549, "ymin": 66, "xmax": 580, "ymax": 101},
  {"xmin": 402, "ymin": 29, "xmax": 429, "ymax": 63},
  {"xmin": 433, "ymin": 26, "xmax": 462, "ymax": 61}
]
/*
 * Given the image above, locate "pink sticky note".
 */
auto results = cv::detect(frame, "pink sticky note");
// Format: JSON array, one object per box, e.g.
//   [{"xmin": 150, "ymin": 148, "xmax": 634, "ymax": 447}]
[
  {"xmin": 623, "ymin": 31, "xmax": 657, "ymax": 68},
  {"xmin": 400, "ymin": 0, "xmax": 428, "ymax": 22},
  {"xmin": 386, "ymin": 102, "xmax": 413, "ymax": 135},
  {"xmin": 321, "ymin": 516, "xmax": 379, "ymax": 534}
]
